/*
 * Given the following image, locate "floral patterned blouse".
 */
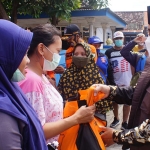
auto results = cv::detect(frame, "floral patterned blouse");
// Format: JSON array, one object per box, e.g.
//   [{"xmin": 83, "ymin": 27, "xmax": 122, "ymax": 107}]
[{"xmin": 18, "ymin": 69, "xmax": 63, "ymax": 144}]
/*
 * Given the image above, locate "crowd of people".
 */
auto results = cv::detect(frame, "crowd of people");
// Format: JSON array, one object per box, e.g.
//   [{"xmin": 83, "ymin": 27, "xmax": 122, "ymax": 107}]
[{"xmin": 0, "ymin": 18, "xmax": 150, "ymax": 150}]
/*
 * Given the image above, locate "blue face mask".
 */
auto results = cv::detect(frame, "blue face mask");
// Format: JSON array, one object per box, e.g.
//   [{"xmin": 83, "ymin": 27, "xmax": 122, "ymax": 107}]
[
  {"xmin": 115, "ymin": 40, "xmax": 123, "ymax": 47},
  {"xmin": 11, "ymin": 69, "xmax": 25, "ymax": 82}
]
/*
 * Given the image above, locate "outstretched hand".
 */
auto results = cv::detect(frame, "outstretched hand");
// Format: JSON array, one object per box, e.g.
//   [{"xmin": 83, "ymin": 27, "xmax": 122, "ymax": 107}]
[{"xmin": 91, "ymin": 84, "xmax": 110, "ymax": 98}]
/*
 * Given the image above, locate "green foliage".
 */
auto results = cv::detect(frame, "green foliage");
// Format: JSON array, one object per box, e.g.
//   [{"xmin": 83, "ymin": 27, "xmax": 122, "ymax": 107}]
[
  {"xmin": 82, "ymin": 0, "xmax": 109, "ymax": 9},
  {"xmin": 0, "ymin": 0, "xmax": 109, "ymax": 25}
]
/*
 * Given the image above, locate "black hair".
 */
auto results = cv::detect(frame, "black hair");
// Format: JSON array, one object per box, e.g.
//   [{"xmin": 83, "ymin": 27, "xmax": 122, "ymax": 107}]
[
  {"xmin": 25, "ymin": 27, "xmax": 32, "ymax": 31},
  {"xmin": 28, "ymin": 24, "xmax": 61, "ymax": 57}
]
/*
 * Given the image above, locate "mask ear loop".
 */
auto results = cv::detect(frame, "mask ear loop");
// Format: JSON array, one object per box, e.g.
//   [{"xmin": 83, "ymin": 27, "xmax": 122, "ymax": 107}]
[{"xmin": 44, "ymin": 45, "xmax": 54, "ymax": 55}]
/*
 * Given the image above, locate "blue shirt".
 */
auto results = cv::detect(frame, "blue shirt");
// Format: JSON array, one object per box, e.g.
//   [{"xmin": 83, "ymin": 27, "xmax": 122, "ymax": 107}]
[{"xmin": 96, "ymin": 49, "xmax": 108, "ymax": 84}]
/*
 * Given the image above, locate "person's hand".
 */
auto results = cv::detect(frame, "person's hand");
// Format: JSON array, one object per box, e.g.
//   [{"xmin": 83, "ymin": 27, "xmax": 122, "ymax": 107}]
[
  {"xmin": 54, "ymin": 66, "xmax": 65, "ymax": 74},
  {"xmin": 133, "ymin": 35, "xmax": 147, "ymax": 43},
  {"xmin": 74, "ymin": 105, "xmax": 95, "ymax": 124},
  {"xmin": 91, "ymin": 84, "xmax": 110, "ymax": 98},
  {"xmin": 100, "ymin": 127, "xmax": 115, "ymax": 147}
]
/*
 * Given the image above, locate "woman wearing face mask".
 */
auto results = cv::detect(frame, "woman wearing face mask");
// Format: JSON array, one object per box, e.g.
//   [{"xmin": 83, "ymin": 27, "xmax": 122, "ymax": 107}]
[
  {"xmin": 58, "ymin": 42, "xmax": 113, "ymax": 115},
  {"xmin": 0, "ymin": 20, "xmax": 48, "ymax": 149},
  {"xmin": 18, "ymin": 24, "xmax": 95, "ymax": 144}
]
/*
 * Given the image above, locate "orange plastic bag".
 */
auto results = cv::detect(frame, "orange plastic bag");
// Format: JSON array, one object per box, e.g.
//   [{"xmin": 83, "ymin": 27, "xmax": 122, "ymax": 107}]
[{"xmin": 58, "ymin": 87, "xmax": 106, "ymax": 150}]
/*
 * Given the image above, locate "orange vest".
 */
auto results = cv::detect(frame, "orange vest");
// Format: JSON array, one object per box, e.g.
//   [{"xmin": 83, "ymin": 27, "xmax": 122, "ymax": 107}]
[
  {"xmin": 58, "ymin": 87, "xmax": 106, "ymax": 150},
  {"xmin": 66, "ymin": 44, "xmax": 97, "ymax": 69}
]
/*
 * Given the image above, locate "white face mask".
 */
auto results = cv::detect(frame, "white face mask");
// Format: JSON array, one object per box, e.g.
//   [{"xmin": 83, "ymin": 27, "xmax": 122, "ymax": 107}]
[
  {"xmin": 11, "ymin": 69, "xmax": 25, "ymax": 82},
  {"xmin": 145, "ymin": 36, "xmax": 150, "ymax": 55},
  {"xmin": 138, "ymin": 42, "xmax": 144, "ymax": 46},
  {"xmin": 43, "ymin": 46, "xmax": 61, "ymax": 71}
]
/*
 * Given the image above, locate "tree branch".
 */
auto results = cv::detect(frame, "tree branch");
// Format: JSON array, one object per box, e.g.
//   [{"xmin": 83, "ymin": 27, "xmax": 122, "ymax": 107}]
[{"xmin": 0, "ymin": 1, "xmax": 9, "ymax": 20}]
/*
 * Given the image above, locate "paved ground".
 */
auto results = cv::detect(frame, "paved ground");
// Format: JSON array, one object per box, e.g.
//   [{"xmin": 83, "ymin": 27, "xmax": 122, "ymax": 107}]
[{"xmin": 105, "ymin": 105, "xmax": 124, "ymax": 150}]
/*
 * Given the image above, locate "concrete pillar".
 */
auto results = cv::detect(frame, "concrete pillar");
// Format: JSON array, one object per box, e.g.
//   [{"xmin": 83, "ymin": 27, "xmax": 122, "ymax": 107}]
[
  {"xmin": 85, "ymin": 17, "xmax": 95, "ymax": 37},
  {"xmin": 101, "ymin": 23, "xmax": 108, "ymax": 45},
  {"xmin": 89, "ymin": 24, "xmax": 94, "ymax": 37},
  {"xmin": 110, "ymin": 26, "xmax": 116, "ymax": 38}
]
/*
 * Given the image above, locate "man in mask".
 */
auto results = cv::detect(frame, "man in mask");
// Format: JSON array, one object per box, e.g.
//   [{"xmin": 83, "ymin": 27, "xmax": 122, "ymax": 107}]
[
  {"xmin": 105, "ymin": 31, "xmax": 132, "ymax": 130},
  {"xmin": 63, "ymin": 24, "xmax": 97, "ymax": 68},
  {"xmin": 88, "ymin": 36, "xmax": 115, "ymax": 85},
  {"xmin": 132, "ymin": 33, "xmax": 146, "ymax": 52}
]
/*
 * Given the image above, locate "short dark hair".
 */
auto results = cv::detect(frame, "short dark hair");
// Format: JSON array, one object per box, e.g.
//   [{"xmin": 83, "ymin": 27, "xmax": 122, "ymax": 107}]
[
  {"xmin": 28, "ymin": 24, "xmax": 61, "ymax": 57},
  {"xmin": 25, "ymin": 27, "xmax": 32, "ymax": 31}
]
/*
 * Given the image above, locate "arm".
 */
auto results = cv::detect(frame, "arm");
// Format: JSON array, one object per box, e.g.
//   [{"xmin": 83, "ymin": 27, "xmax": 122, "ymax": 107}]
[
  {"xmin": 107, "ymin": 59, "xmax": 116, "ymax": 85},
  {"xmin": 113, "ymin": 119, "xmax": 150, "ymax": 145},
  {"xmin": 0, "ymin": 112, "xmax": 23, "ymax": 150},
  {"xmin": 100, "ymin": 119, "xmax": 150, "ymax": 147},
  {"xmin": 121, "ymin": 41, "xmax": 137, "ymax": 67},
  {"xmin": 26, "ymin": 92, "xmax": 95, "ymax": 140},
  {"xmin": 92, "ymin": 84, "xmax": 135, "ymax": 105},
  {"xmin": 43, "ymin": 105, "xmax": 95, "ymax": 140},
  {"xmin": 110, "ymin": 86, "xmax": 135, "ymax": 105}
]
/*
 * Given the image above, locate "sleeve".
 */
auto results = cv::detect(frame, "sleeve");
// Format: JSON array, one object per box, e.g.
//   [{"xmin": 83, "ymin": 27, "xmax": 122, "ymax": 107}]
[
  {"xmin": 107, "ymin": 58, "xmax": 116, "ymax": 85},
  {"xmin": 120, "ymin": 41, "xmax": 138, "ymax": 67},
  {"xmin": 89, "ymin": 45, "xmax": 97, "ymax": 63},
  {"xmin": 113, "ymin": 119, "xmax": 150, "ymax": 145},
  {"xmin": 107, "ymin": 85, "xmax": 135, "ymax": 105},
  {"xmin": 105, "ymin": 49, "xmax": 110, "ymax": 58},
  {"xmin": 25, "ymin": 92, "xmax": 46, "ymax": 126},
  {"xmin": 0, "ymin": 112, "xmax": 23, "ymax": 150}
]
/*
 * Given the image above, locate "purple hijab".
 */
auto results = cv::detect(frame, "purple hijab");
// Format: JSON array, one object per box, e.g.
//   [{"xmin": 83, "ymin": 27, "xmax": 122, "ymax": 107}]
[{"xmin": 0, "ymin": 19, "xmax": 47, "ymax": 150}]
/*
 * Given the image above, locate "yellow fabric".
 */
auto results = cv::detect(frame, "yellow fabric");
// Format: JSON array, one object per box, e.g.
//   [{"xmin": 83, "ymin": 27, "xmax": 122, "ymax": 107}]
[
  {"xmin": 132, "ymin": 45, "xmax": 142, "ymax": 52},
  {"xmin": 58, "ymin": 87, "xmax": 106, "ymax": 150}
]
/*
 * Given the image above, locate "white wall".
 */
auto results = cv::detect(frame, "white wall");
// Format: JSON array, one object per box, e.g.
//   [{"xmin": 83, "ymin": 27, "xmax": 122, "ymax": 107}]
[
  {"xmin": 106, "ymin": 28, "xmax": 112, "ymax": 39},
  {"xmin": 96, "ymin": 28, "xmax": 103, "ymax": 49},
  {"xmin": 96, "ymin": 27, "xmax": 113, "ymax": 48}
]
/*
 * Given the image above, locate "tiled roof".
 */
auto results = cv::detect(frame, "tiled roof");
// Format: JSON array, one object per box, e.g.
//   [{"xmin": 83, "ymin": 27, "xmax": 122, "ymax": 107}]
[{"xmin": 115, "ymin": 11, "xmax": 144, "ymax": 30}]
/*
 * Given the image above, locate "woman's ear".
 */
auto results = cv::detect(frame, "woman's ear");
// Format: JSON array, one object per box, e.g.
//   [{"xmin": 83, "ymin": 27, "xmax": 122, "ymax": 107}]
[{"xmin": 37, "ymin": 43, "xmax": 44, "ymax": 55}]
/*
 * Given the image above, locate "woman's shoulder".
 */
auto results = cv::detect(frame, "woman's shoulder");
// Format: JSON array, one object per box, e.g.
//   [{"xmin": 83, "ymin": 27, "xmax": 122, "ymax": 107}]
[
  {"xmin": 18, "ymin": 69, "xmax": 43, "ymax": 94},
  {"xmin": 25, "ymin": 68, "xmax": 41, "ymax": 79}
]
